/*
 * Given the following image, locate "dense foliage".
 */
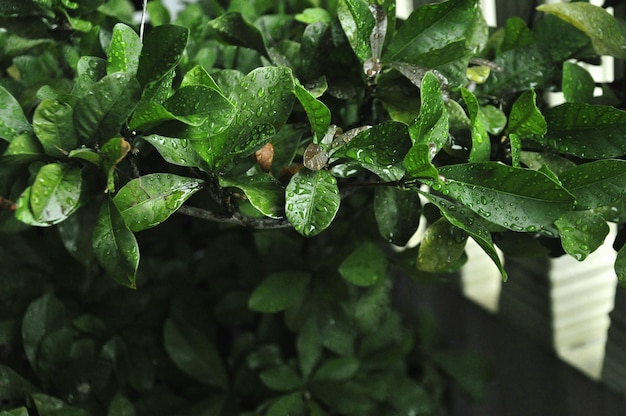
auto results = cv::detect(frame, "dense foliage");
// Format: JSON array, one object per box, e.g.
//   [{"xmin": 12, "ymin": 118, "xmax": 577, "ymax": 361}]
[{"xmin": 2, "ymin": 0, "xmax": 626, "ymax": 414}]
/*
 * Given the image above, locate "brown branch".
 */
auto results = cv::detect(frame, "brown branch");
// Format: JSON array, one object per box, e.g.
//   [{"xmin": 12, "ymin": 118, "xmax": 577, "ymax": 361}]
[
  {"xmin": 177, "ymin": 205, "xmax": 292, "ymax": 229},
  {"xmin": 0, "ymin": 196, "xmax": 17, "ymax": 212}
]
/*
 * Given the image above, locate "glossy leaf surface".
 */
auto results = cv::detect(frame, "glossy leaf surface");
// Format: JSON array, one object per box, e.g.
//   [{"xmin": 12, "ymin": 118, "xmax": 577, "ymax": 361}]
[
  {"xmin": 74, "ymin": 72, "xmax": 141, "ymax": 143},
  {"xmin": 0, "ymin": 85, "xmax": 32, "ymax": 142},
  {"xmin": 219, "ymin": 173, "xmax": 284, "ymax": 219},
  {"xmin": 29, "ymin": 163, "xmax": 82, "ymax": 225},
  {"xmin": 207, "ymin": 12, "xmax": 267, "ymax": 57},
  {"xmin": 559, "ymin": 159, "xmax": 626, "ymax": 210},
  {"xmin": 409, "ymin": 72, "xmax": 449, "ymax": 151},
  {"xmin": 92, "ymin": 198, "xmax": 139, "ymax": 288},
  {"xmin": 417, "ymin": 218, "xmax": 467, "ymax": 272},
  {"xmin": 374, "ymin": 186, "xmax": 421, "ymax": 246},
  {"xmin": 33, "ymin": 99, "xmax": 78, "ymax": 158},
  {"xmin": 113, "ymin": 174, "xmax": 204, "ymax": 232},
  {"xmin": 107, "ymin": 23, "xmax": 141, "ymax": 75},
  {"xmin": 285, "ymin": 169, "xmax": 340, "ymax": 237},
  {"xmin": 555, "ymin": 211, "xmax": 608, "ymax": 261},
  {"xmin": 436, "ymin": 162, "xmax": 575, "ymax": 232},
  {"xmin": 337, "ymin": 0, "xmax": 376, "ymax": 62},
  {"xmin": 507, "ymin": 89, "xmax": 546, "ymax": 138},
  {"xmin": 143, "ymin": 134, "xmax": 205, "ymax": 168},
  {"xmin": 562, "ymin": 62, "xmax": 594, "ymax": 104},
  {"xmin": 136, "ymin": 24, "xmax": 189, "ymax": 87}
]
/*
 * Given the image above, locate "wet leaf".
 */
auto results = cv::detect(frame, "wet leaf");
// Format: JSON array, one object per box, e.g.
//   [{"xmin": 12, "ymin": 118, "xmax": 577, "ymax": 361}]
[
  {"xmin": 31, "ymin": 393, "xmax": 90, "ymax": 416},
  {"xmin": 101, "ymin": 137, "xmax": 131, "ymax": 193},
  {"xmin": 107, "ymin": 23, "xmax": 141, "ymax": 75},
  {"xmin": 555, "ymin": 210, "xmax": 608, "ymax": 261},
  {"xmin": 29, "ymin": 163, "xmax": 82, "ymax": 224},
  {"xmin": 143, "ymin": 134, "xmax": 205, "ymax": 168},
  {"xmin": 180, "ymin": 65, "xmax": 219, "ymax": 90},
  {"xmin": 334, "ymin": 121, "xmax": 410, "ymax": 181},
  {"xmin": 285, "ymin": 169, "xmax": 340, "ymax": 237},
  {"xmin": 404, "ymin": 143, "xmax": 439, "ymax": 180},
  {"xmin": 436, "ymin": 162, "xmax": 575, "ymax": 233},
  {"xmin": 207, "ymin": 12, "xmax": 267, "ymax": 57},
  {"xmin": 337, "ymin": 0, "xmax": 376, "ymax": 62},
  {"xmin": 33, "ymin": 99, "xmax": 78, "ymax": 157},
  {"xmin": 72, "ymin": 56, "xmax": 107, "ymax": 97},
  {"xmin": 21, "ymin": 293, "xmax": 67, "ymax": 372},
  {"xmin": 163, "ymin": 318, "xmax": 228, "ymax": 390},
  {"xmin": 68, "ymin": 147, "xmax": 101, "ymax": 166},
  {"xmin": 249, "ymin": 271, "xmax": 311, "ymax": 313},
  {"xmin": 92, "ymin": 198, "xmax": 139, "ymax": 287},
  {"xmin": 507, "ymin": 89, "xmax": 546, "ymax": 138},
  {"xmin": 559, "ymin": 159, "xmax": 626, "ymax": 210},
  {"xmin": 374, "ymin": 186, "xmax": 421, "ymax": 246},
  {"xmin": 1, "ymin": 133, "xmax": 43, "ymax": 165},
  {"xmin": 113, "ymin": 173, "xmax": 204, "ymax": 232},
  {"xmin": 294, "ymin": 83, "xmax": 330, "ymax": 143},
  {"xmin": 14, "ymin": 187, "xmax": 51, "ymax": 227},
  {"xmin": 562, "ymin": 62, "xmax": 595, "ymax": 104},
  {"xmin": 538, "ymin": 2, "xmax": 626, "ymax": 59},
  {"xmin": 136, "ymin": 24, "xmax": 189, "ymax": 87},
  {"xmin": 74, "ymin": 72, "xmax": 141, "ymax": 144},
  {"xmin": 339, "ymin": 242, "xmax": 387, "ymax": 287},
  {"xmin": 543, "ymin": 103, "xmax": 626, "ymax": 158},
  {"xmin": 219, "ymin": 173, "xmax": 284, "ymax": 219},
  {"xmin": 420, "ymin": 191, "xmax": 507, "ymax": 281},
  {"xmin": 500, "ymin": 17, "xmax": 535, "ymax": 53},
  {"xmin": 0, "ymin": 85, "xmax": 32, "ymax": 142},
  {"xmin": 382, "ymin": 0, "xmax": 478, "ymax": 64},
  {"xmin": 409, "ymin": 72, "xmax": 449, "ymax": 152},
  {"xmin": 461, "ymin": 88, "xmax": 490, "ymax": 162},
  {"xmin": 417, "ymin": 217, "xmax": 467, "ymax": 272}
]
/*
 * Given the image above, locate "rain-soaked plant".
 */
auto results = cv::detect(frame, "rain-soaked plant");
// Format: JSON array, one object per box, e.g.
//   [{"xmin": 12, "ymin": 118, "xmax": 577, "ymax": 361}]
[{"xmin": 2, "ymin": 0, "xmax": 626, "ymax": 414}]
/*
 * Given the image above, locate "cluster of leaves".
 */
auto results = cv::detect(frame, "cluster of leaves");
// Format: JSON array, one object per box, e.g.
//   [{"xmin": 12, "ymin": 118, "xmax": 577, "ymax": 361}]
[{"xmin": 2, "ymin": 0, "xmax": 626, "ymax": 414}]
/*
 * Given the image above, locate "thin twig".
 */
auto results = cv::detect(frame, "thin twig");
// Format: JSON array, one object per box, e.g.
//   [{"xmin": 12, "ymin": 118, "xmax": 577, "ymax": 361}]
[
  {"xmin": 139, "ymin": 0, "xmax": 148, "ymax": 41},
  {"xmin": 177, "ymin": 205, "xmax": 292, "ymax": 229}
]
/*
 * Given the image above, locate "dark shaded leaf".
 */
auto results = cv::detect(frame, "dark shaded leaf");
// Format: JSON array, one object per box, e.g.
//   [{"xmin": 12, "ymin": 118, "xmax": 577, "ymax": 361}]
[
  {"xmin": 248, "ymin": 271, "xmax": 310, "ymax": 313},
  {"xmin": 560, "ymin": 159, "xmax": 626, "ymax": 210},
  {"xmin": 33, "ymin": 99, "xmax": 78, "ymax": 158},
  {"xmin": 339, "ymin": 242, "xmax": 387, "ymax": 286},
  {"xmin": 259, "ymin": 365, "xmax": 303, "ymax": 391},
  {"xmin": 219, "ymin": 172, "xmax": 284, "ymax": 219},
  {"xmin": 92, "ymin": 198, "xmax": 139, "ymax": 288},
  {"xmin": 208, "ymin": 12, "xmax": 267, "ymax": 57},
  {"xmin": 136, "ymin": 24, "xmax": 189, "ymax": 87},
  {"xmin": 21, "ymin": 294, "xmax": 66, "ymax": 371},
  {"xmin": 163, "ymin": 318, "xmax": 228, "ymax": 390},
  {"xmin": 417, "ymin": 217, "xmax": 468, "ymax": 272},
  {"xmin": 374, "ymin": 186, "xmax": 421, "ymax": 245},
  {"xmin": 562, "ymin": 62, "xmax": 595, "ymax": 104},
  {"xmin": 555, "ymin": 211, "xmax": 608, "ymax": 261}
]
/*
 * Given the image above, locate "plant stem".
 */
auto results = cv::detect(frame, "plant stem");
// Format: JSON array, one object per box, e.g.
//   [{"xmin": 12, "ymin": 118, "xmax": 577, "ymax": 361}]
[{"xmin": 177, "ymin": 205, "xmax": 292, "ymax": 229}]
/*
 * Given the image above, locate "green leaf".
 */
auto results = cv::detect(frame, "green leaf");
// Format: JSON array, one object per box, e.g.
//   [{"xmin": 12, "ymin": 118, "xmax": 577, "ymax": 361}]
[
  {"xmin": 33, "ymin": 99, "xmax": 79, "ymax": 157},
  {"xmin": 409, "ymin": 72, "xmax": 449, "ymax": 151},
  {"xmin": 15, "ymin": 186, "xmax": 51, "ymax": 227},
  {"xmin": 143, "ymin": 135, "xmax": 205, "ymax": 168},
  {"xmin": 146, "ymin": 0, "xmax": 170, "ymax": 26},
  {"xmin": 615, "ymin": 243, "xmax": 626, "ymax": 289},
  {"xmin": 163, "ymin": 318, "xmax": 229, "ymax": 390},
  {"xmin": 249, "ymin": 271, "xmax": 311, "ymax": 313},
  {"xmin": 72, "ymin": 56, "xmax": 107, "ymax": 97},
  {"xmin": 417, "ymin": 217, "xmax": 468, "ymax": 272},
  {"xmin": 207, "ymin": 12, "xmax": 267, "ymax": 57},
  {"xmin": 313, "ymin": 357, "xmax": 359, "ymax": 381},
  {"xmin": 419, "ymin": 191, "xmax": 507, "ymax": 280},
  {"xmin": 180, "ymin": 65, "xmax": 219, "ymax": 90},
  {"xmin": 430, "ymin": 351, "xmax": 491, "ymax": 402},
  {"xmin": 404, "ymin": 143, "xmax": 439, "ymax": 180},
  {"xmin": 507, "ymin": 89, "xmax": 546, "ymax": 138},
  {"xmin": 74, "ymin": 72, "xmax": 141, "ymax": 144},
  {"xmin": 136, "ymin": 24, "xmax": 189, "ymax": 87},
  {"xmin": 0, "ymin": 407, "xmax": 29, "ymax": 416},
  {"xmin": 339, "ymin": 242, "xmax": 387, "ymax": 287},
  {"xmin": 537, "ymin": 2, "xmax": 626, "ymax": 59},
  {"xmin": 219, "ymin": 173, "xmax": 284, "ymax": 219},
  {"xmin": 374, "ymin": 186, "xmax": 421, "ymax": 246},
  {"xmin": 334, "ymin": 121, "xmax": 411, "ymax": 181},
  {"xmin": 93, "ymin": 198, "xmax": 139, "ymax": 287},
  {"xmin": 534, "ymin": 14, "xmax": 591, "ymax": 63},
  {"xmin": 436, "ymin": 162, "xmax": 575, "ymax": 233},
  {"xmin": 21, "ymin": 293, "xmax": 67, "ymax": 372},
  {"xmin": 130, "ymin": 85, "xmax": 235, "ymax": 131},
  {"xmin": 107, "ymin": 23, "xmax": 141, "ymax": 75},
  {"xmin": 68, "ymin": 147, "xmax": 101, "ymax": 165},
  {"xmin": 31, "ymin": 393, "xmax": 89, "ymax": 416},
  {"xmin": 559, "ymin": 159, "xmax": 626, "ymax": 210},
  {"xmin": 1, "ymin": 133, "xmax": 43, "ymax": 164},
  {"xmin": 501, "ymin": 17, "xmax": 535, "ymax": 53},
  {"xmin": 543, "ymin": 103, "xmax": 626, "ymax": 158},
  {"xmin": 294, "ymin": 83, "xmax": 331, "ymax": 143},
  {"xmin": 337, "ymin": 0, "xmax": 376, "ymax": 62},
  {"xmin": 259, "ymin": 365, "xmax": 303, "ymax": 391},
  {"xmin": 480, "ymin": 105, "xmax": 507, "ymax": 135},
  {"xmin": 107, "ymin": 394, "xmax": 135, "ymax": 416},
  {"xmin": 461, "ymin": 88, "xmax": 490, "ymax": 162},
  {"xmin": 0, "ymin": 85, "xmax": 32, "ymax": 142},
  {"xmin": 266, "ymin": 393, "xmax": 306, "ymax": 416},
  {"xmin": 382, "ymin": 0, "xmax": 478, "ymax": 64},
  {"xmin": 30, "ymin": 163, "xmax": 82, "ymax": 224},
  {"xmin": 555, "ymin": 211, "xmax": 608, "ymax": 261},
  {"xmin": 113, "ymin": 173, "xmax": 204, "ymax": 232},
  {"xmin": 297, "ymin": 317, "xmax": 322, "ymax": 379},
  {"xmin": 101, "ymin": 137, "xmax": 131, "ymax": 193},
  {"xmin": 285, "ymin": 169, "xmax": 340, "ymax": 237},
  {"xmin": 562, "ymin": 62, "xmax": 595, "ymax": 104}
]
